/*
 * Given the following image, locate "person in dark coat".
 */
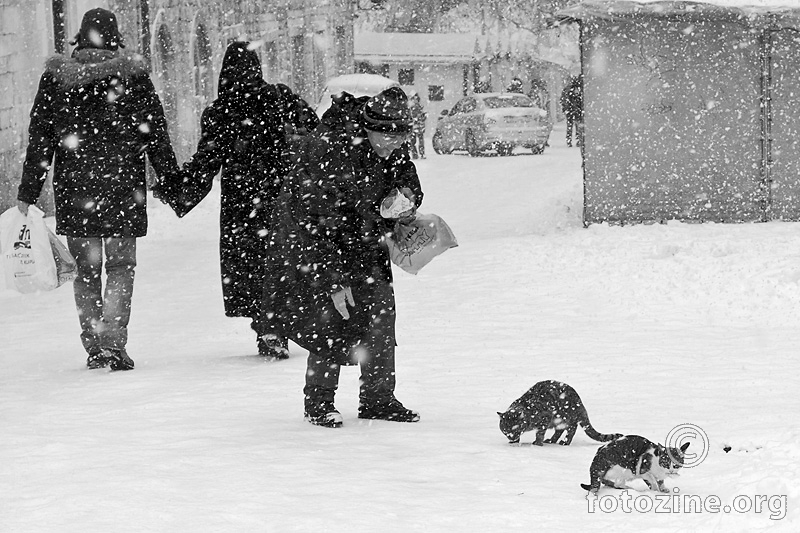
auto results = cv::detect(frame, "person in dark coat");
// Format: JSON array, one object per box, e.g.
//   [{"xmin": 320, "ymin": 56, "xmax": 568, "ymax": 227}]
[
  {"xmin": 262, "ymin": 87, "xmax": 423, "ymax": 427},
  {"xmin": 408, "ymin": 92, "xmax": 426, "ymax": 159},
  {"xmin": 16, "ymin": 8, "xmax": 181, "ymax": 371},
  {"xmin": 159, "ymin": 41, "xmax": 319, "ymax": 359},
  {"xmin": 561, "ymin": 75, "xmax": 584, "ymax": 147}
]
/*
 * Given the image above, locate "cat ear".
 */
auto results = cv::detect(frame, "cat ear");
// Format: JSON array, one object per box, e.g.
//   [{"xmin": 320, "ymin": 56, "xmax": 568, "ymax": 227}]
[
  {"xmin": 497, "ymin": 412, "xmax": 503, "ymax": 417},
  {"xmin": 680, "ymin": 442, "xmax": 690, "ymax": 452}
]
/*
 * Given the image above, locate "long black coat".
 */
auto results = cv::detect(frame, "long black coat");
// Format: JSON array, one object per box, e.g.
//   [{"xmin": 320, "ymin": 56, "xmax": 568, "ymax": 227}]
[
  {"xmin": 176, "ymin": 43, "xmax": 319, "ymax": 319},
  {"xmin": 18, "ymin": 49, "xmax": 179, "ymax": 237},
  {"xmin": 262, "ymin": 116, "xmax": 423, "ymax": 362}
]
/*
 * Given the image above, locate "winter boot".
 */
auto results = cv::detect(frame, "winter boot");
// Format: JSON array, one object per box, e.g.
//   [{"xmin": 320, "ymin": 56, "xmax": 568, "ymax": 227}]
[
  {"xmin": 86, "ymin": 348, "xmax": 110, "ymax": 369},
  {"xmin": 358, "ymin": 397, "xmax": 420, "ymax": 423},
  {"xmin": 304, "ymin": 399, "xmax": 343, "ymax": 428},
  {"xmin": 259, "ymin": 334, "xmax": 289, "ymax": 360},
  {"xmin": 106, "ymin": 348, "xmax": 135, "ymax": 371}
]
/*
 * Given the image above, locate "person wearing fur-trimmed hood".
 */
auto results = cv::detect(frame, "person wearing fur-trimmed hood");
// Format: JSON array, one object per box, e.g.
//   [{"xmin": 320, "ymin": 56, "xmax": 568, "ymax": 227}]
[{"xmin": 16, "ymin": 8, "xmax": 181, "ymax": 371}]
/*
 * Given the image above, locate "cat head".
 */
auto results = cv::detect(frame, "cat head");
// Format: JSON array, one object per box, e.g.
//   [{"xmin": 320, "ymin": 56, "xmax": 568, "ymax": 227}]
[
  {"xmin": 498, "ymin": 409, "xmax": 524, "ymax": 443},
  {"xmin": 657, "ymin": 442, "xmax": 690, "ymax": 475}
]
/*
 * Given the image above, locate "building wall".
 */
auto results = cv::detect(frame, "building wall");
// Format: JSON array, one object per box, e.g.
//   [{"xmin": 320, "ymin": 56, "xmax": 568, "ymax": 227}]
[
  {"xmin": 0, "ymin": 0, "xmax": 355, "ymax": 212},
  {"xmin": 0, "ymin": 0, "xmax": 53, "ymax": 213}
]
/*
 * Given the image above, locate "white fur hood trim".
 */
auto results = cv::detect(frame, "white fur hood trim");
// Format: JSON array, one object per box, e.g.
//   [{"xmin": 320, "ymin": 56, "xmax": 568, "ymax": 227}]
[{"xmin": 44, "ymin": 49, "xmax": 149, "ymax": 88}]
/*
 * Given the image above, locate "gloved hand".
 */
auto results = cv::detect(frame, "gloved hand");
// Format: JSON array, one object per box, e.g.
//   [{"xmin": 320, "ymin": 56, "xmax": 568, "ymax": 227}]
[
  {"xmin": 17, "ymin": 200, "xmax": 30, "ymax": 215},
  {"xmin": 331, "ymin": 286, "xmax": 355, "ymax": 320}
]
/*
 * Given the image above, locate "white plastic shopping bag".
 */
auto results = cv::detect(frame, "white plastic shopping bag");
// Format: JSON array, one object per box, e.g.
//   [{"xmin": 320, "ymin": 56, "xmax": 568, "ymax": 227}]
[
  {"xmin": 0, "ymin": 205, "xmax": 60, "ymax": 292},
  {"xmin": 385, "ymin": 213, "xmax": 458, "ymax": 275}
]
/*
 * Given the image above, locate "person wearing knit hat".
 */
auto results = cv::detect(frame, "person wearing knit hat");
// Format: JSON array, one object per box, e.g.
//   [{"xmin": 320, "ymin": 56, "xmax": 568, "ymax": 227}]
[
  {"xmin": 70, "ymin": 8, "xmax": 125, "ymax": 51},
  {"xmin": 261, "ymin": 85, "xmax": 424, "ymax": 428}
]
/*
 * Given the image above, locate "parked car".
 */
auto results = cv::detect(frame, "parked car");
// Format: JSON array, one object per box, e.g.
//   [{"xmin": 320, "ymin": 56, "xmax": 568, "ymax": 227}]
[
  {"xmin": 432, "ymin": 93, "xmax": 552, "ymax": 156},
  {"xmin": 314, "ymin": 73, "xmax": 400, "ymax": 118}
]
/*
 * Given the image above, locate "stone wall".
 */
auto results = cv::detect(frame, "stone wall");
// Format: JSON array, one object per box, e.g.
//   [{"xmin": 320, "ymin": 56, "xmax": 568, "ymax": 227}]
[{"xmin": 0, "ymin": 0, "xmax": 53, "ymax": 213}]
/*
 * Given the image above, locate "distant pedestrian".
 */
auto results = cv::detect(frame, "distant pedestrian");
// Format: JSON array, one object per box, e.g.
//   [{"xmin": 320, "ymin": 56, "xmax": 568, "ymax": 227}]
[
  {"xmin": 408, "ymin": 92, "xmax": 427, "ymax": 159},
  {"xmin": 561, "ymin": 75, "xmax": 583, "ymax": 147},
  {"xmin": 507, "ymin": 77, "xmax": 524, "ymax": 94},
  {"xmin": 158, "ymin": 41, "xmax": 318, "ymax": 359},
  {"xmin": 17, "ymin": 8, "xmax": 181, "ymax": 370},
  {"xmin": 528, "ymin": 78, "xmax": 549, "ymax": 110}
]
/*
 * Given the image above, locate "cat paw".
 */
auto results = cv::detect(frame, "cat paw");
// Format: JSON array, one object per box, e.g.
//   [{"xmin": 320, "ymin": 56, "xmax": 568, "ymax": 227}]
[{"xmin": 533, "ymin": 441, "xmax": 544, "ymax": 446}]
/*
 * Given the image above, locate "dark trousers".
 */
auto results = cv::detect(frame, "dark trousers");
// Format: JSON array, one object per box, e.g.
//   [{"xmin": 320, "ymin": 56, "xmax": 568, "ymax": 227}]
[
  {"xmin": 303, "ymin": 277, "xmax": 397, "ymax": 406},
  {"xmin": 67, "ymin": 237, "xmax": 136, "ymax": 354},
  {"xmin": 565, "ymin": 115, "xmax": 583, "ymax": 147}
]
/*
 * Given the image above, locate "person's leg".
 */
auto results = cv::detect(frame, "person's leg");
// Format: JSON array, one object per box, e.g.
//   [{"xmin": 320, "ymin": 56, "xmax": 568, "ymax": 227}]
[
  {"xmin": 356, "ymin": 274, "xmax": 418, "ymax": 422},
  {"xmin": 566, "ymin": 115, "xmax": 573, "ymax": 147},
  {"xmin": 418, "ymin": 131, "xmax": 425, "ymax": 159},
  {"xmin": 303, "ymin": 350, "xmax": 343, "ymax": 427},
  {"xmin": 67, "ymin": 237, "xmax": 104, "ymax": 365},
  {"xmin": 409, "ymin": 134, "xmax": 418, "ymax": 159},
  {"xmin": 101, "ymin": 237, "xmax": 136, "ymax": 370}
]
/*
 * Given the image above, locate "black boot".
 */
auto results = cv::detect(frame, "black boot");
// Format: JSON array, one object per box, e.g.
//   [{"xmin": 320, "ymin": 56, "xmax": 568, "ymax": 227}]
[
  {"xmin": 106, "ymin": 348, "xmax": 134, "ymax": 371},
  {"xmin": 304, "ymin": 397, "xmax": 343, "ymax": 428},
  {"xmin": 86, "ymin": 348, "xmax": 110, "ymax": 369},
  {"xmin": 259, "ymin": 334, "xmax": 289, "ymax": 360},
  {"xmin": 358, "ymin": 397, "xmax": 419, "ymax": 423}
]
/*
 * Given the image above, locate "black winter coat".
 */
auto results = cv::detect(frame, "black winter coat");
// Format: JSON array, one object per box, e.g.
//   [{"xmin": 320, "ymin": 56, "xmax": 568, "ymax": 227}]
[
  {"xmin": 262, "ymin": 116, "xmax": 423, "ymax": 361},
  {"xmin": 561, "ymin": 78, "xmax": 583, "ymax": 121},
  {"xmin": 18, "ymin": 49, "xmax": 179, "ymax": 237},
  {"xmin": 173, "ymin": 42, "xmax": 319, "ymax": 319}
]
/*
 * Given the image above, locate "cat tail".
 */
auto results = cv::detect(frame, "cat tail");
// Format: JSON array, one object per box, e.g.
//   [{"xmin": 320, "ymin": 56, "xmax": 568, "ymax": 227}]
[
  {"xmin": 579, "ymin": 411, "xmax": 622, "ymax": 442},
  {"xmin": 580, "ymin": 483, "xmax": 592, "ymax": 491}
]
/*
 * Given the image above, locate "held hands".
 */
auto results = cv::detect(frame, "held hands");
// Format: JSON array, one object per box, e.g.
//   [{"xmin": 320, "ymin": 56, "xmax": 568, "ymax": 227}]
[
  {"xmin": 331, "ymin": 286, "xmax": 355, "ymax": 320},
  {"xmin": 17, "ymin": 200, "xmax": 30, "ymax": 215}
]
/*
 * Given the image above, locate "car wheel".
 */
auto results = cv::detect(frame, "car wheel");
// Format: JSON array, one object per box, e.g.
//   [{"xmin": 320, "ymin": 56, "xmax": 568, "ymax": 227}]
[
  {"xmin": 496, "ymin": 142, "xmax": 513, "ymax": 156},
  {"xmin": 531, "ymin": 144, "xmax": 545, "ymax": 155},
  {"xmin": 432, "ymin": 132, "xmax": 451, "ymax": 155},
  {"xmin": 466, "ymin": 132, "xmax": 481, "ymax": 157}
]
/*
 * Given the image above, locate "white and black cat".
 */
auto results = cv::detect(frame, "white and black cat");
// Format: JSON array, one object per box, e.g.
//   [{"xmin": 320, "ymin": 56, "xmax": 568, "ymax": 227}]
[
  {"xmin": 581, "ymin": 434, "xmax": 690, "ymax": 493},
  {"xmin": 498, "ymin": 380, "xmax": 622, "ymax": 446}
]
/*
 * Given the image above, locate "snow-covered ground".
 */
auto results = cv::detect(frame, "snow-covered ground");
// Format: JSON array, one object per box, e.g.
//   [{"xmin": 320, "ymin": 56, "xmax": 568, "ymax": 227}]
[{"xmin": 1, "ymin": 123, "xmax": 797, "ymax": 532}]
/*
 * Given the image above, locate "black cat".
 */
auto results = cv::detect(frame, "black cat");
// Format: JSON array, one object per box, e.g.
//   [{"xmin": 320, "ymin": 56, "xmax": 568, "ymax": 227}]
[
  {"xmin": 498, "ymin": 380, "xmax": 621, "ymax": 446},
  {"xmin": 581, "ymin": 434, "xmax": 690, "ymax": 493}
]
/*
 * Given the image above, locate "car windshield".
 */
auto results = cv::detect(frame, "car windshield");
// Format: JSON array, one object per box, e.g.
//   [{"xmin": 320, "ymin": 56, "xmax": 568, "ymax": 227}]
[{"xmin": 482, "ymin": 95, "xmax": 535, "ymax": 109}]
